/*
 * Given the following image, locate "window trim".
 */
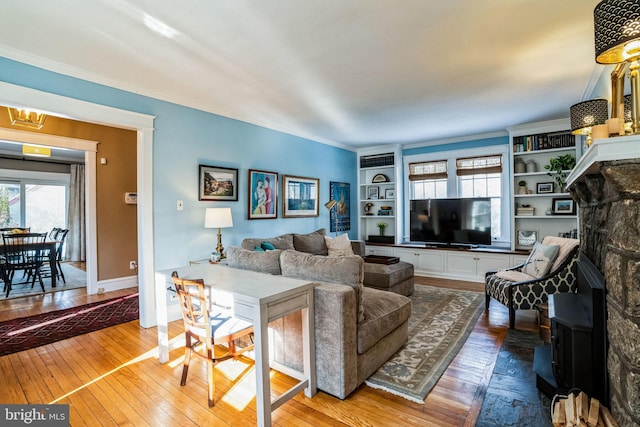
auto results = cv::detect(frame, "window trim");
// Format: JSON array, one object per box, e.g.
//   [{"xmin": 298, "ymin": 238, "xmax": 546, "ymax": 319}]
[{"xmin": 403, "ymin": 145, "xmax": 510, "ymax": 246}]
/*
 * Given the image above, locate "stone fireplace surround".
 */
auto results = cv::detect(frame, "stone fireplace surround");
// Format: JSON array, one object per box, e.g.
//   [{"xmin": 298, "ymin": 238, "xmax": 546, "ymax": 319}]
[{"xmin": 567, "ymin": 135, "xmax": 640, "ymax": 426}]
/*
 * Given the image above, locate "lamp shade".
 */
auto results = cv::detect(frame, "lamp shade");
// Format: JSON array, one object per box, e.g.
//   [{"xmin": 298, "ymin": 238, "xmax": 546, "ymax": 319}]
[
  {"xmin": 594, "ymin": 0, "xmax": 640, "ymax": 64},
  {"xmin": 204, "ymin": 207, "xmax": 233, "ymax": 228},
  {"xmin": 570, "ymin": 99, "xmax": 609, "ymax": 134}
]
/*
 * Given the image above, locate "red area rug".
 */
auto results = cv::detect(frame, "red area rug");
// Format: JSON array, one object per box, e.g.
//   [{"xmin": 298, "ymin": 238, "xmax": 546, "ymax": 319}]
[{"xmin": 0, "ymin": 293, "xmax": 139, "ymax": 357}]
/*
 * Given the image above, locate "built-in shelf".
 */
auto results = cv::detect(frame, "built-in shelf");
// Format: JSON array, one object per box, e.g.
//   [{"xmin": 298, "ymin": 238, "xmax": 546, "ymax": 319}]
[{"xmin": 508, "ymin": 119, "xmax": 580, "ymax": 250}]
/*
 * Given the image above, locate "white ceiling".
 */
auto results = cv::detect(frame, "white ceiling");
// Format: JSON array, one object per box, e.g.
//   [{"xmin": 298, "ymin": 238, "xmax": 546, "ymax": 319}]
[{"xmin": 0, "ymin": 0, "xmax": 605, "ymax": 149}]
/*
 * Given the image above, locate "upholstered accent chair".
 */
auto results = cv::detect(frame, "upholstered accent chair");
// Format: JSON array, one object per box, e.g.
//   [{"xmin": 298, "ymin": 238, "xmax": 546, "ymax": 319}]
[{"xmin": 485, "ymin": 236, "xmax": 580, "ymax": 329}]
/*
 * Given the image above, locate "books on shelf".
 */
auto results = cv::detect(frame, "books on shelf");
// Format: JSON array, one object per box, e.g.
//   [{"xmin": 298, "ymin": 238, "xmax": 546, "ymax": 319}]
[
  {"xmin": 513, "ymin": 132, "xmax": 575, "ymax": 153},
  {"xmin": 516, "ymin": 207, "xmax": 535, "ymax": 216}
]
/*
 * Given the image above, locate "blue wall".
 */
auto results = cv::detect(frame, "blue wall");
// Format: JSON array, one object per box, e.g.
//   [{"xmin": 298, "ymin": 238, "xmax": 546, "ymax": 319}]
[
  {"xmin": 403, "ymin": 135, "xmax": 509, "ymax": 157},
  {"xmin": 0, "ymin": 57, "xmax": 357, "ymax": 269}
]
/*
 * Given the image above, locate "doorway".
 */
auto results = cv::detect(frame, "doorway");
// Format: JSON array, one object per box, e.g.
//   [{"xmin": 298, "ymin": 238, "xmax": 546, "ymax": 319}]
[{"xmin": 0, "ymin": 81, "xmax": 155, "ymax": 328}]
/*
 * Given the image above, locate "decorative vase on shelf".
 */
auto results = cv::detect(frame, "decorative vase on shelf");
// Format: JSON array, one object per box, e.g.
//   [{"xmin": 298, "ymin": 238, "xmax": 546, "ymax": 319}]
[
  {"xmin": 526, "ymin": 159, "xmax": 538, "ymax": 172},
  {"xmin": 514, "ymin": 158, "xmax": 526, "ymax": 174},
  {"xmin": 377, "ymin": 222, "xmax": 387, "ymax": 236}
]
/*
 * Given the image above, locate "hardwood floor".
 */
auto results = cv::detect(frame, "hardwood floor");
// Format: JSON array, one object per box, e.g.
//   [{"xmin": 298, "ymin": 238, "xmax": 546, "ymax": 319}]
[{"xmin": 0, "ymin": 277, "xmax": 539, "ymax": 426}]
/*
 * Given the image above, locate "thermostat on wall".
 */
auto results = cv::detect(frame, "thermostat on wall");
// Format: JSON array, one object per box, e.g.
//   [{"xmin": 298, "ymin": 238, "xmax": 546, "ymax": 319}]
[{"xmin": 125, "ymin": 192, "xmax": 137, "ymax": 204}]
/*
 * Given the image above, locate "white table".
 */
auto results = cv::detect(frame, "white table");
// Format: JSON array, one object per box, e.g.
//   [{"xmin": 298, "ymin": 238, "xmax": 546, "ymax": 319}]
[{"xmin": 155, "ymin": 263, "xmax": 317, "ymax": 427}]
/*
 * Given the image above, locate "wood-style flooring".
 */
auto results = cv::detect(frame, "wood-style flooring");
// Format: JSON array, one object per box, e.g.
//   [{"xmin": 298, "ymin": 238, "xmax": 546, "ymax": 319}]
[{"xmin": 0, "ymin": 276, "xmax": 539, "ymax": 426}]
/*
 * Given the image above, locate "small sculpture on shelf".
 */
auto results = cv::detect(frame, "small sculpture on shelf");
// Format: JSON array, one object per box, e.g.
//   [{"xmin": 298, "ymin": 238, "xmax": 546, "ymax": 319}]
[{"xmin": 364, "ymin": 202, "xmax": 374, "ymax": 216}]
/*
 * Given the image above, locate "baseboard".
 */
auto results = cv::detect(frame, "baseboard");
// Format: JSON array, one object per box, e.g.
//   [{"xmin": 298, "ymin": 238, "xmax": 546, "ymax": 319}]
[{"xmin": 95, "ymin": 275, "xmax": 138, "ymax": 294}]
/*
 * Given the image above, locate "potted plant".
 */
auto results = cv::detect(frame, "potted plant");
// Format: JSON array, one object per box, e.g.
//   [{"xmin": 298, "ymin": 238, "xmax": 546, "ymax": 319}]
[
  {"xmin": 518, "ymin": 180, "xmax": 528, "ymax": 194},
  {"xmin": 545, "ymin": 154, "xmax": 576, "ymax": 191},
  {"xmin": 377, "ymin": 221, "xmax": 387, "ymax": 236}
]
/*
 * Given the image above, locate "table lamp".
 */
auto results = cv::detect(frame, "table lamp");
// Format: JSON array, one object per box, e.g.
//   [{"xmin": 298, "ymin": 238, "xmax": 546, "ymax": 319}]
[
  {"xmin": 569, "ymin": 99, "xmax": 609, "ymax": 147},
  {"xmin": 204, "ymin": 207, "xmax": 233, "ymax": 259},
  {"xmin": 594, "ymin": 0, "xmax": 640, "ymax": 133}
]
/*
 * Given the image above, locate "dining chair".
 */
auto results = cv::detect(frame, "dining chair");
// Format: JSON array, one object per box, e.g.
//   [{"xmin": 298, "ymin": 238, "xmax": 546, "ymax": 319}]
[
  {"xmin": 170, "ymin": 271, "xmax": 254, "ymax": 407},
  {"xmin": 1, "ymin": 232, "xmax": 47, "ymax": 297},
  {"xmin": 38, "ymin": 228, "xmax": 69, "ymax": 284}
]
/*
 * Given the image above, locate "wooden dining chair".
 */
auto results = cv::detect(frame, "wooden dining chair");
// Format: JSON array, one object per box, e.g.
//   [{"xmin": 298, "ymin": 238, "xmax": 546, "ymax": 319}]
[
  {"xmin": 170, "ymin": 271, "xmax": 254, "ymax": 407},
  {"xmin": 38, "ymin": 228, "xmax": 69, "ymax": 284},
  {"xmin": 1, "ymin": 232, "xmax": 47, "ymax": 297}
]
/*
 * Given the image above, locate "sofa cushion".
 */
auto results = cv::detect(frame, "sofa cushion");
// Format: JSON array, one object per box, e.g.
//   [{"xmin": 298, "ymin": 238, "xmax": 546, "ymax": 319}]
[
  {"xmin": 241, "ymin": 234, "xmax": 295, "ymax": 251},
  {"xmin": 357, "ymin": 287, "xmax": 411, "ymax": 354},
  {"xmin": 495, "ymin": 269, "xmax": 536, "ymax": 283},
  {"xmin": 541, "ymin": 236, "xmax": 579, "ymax": 273},
  {"xmin": 280, "ymin": 250, "xmax": 365, "ymax": 322},
  {"xmin": 293, "ymin": 228, "xmax": 328, "ymax": 255},
  {"xmin": 226, "ymin": 247, "xmax": 282, "ymax": 275},
  {"xmin": 325, "ymin": 234, "xmax": 354, "ymax": 257}
]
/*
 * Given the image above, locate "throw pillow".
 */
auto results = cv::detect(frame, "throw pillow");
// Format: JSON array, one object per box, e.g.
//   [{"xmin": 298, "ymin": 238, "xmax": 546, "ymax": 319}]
[
  {"xmin": 522, "ymin": 242, "xmax": 560, "ymax": 278},
  {"xmin": 261, "ymin": 241, "xmax": 276, "ymax": 251},
  {"xmin": 253, "ymin": 246, "xmax": 265, "ymax": 252},
  {"xmin": 293, "ymin": 228, "xmax": 328, "ymax": 255},
  {"xmin": 325, "ymin": 234, "xmax": 354, "ymax": 257}
]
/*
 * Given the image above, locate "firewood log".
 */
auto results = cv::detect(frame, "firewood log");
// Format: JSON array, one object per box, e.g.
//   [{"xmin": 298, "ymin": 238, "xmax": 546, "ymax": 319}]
[
  {"xmin": 587, "ymin": 398, "xmax": 600, "ymax": 427},
  {"xmin": 565, "ymin": 393, "xmax": 576, "ymax": 427},
  {"xmin": 600, "ymin": 406, "xmax": 618, "ymax": 427},
  {"xmin": 576, "ymin": 392, "xmax": 589, "ymax": 421},
  {"xmin": 553, "ymin": 399, "xmax": 566, "ymax": 427}
]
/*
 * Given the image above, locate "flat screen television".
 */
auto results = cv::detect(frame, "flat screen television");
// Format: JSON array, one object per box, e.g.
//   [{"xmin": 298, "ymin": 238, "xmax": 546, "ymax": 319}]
[{"xmin": 409, "ymin": 198, "xmax": 492, "ymax": 246}]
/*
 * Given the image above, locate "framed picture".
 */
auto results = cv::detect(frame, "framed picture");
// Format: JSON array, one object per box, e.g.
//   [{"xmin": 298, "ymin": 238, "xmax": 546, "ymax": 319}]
[
  {"xmin": 552, "ymin": 198, "xmax": 576, "ymax": 215},
  {"xmin": 283, "ymin": 175, "xmax": 319, "ymax": 217},
  {"xmin": 367, "ymin": 186, "xmax": 379, "ymax": 200},
  {"xmin": 517, "ymin": 230, "xmax": 538, "ymax": 246},
  {"xmin": 199, "ymin": 165, "xmax": 238, "ymax": 201},
  {"xmin": 248, "ymin": 169, "xmax": 278, "ymax": 219},
  {"xmin": 385, "ymin": 188, "xmax": 395, "ymax": 199},
  {"xmin": 537, "ymin": 182, "xmax": 554, "ymax": 194},
  {"xmin": 329, "ymin": 182, "xmax": 350, "ymax": 233}
]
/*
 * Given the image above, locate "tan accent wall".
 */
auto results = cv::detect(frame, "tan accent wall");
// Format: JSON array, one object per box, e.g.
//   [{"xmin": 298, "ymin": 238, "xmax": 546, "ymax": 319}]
[{"xmin": 0, "ymin": 110, "xmax": 137, "ymax": 281}]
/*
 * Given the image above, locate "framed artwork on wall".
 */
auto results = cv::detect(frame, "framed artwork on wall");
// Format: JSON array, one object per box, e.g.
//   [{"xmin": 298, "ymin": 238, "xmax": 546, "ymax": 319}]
[
  {"xmin": 198, "ymin": 165, "xmax": 238, "ymax": 201},
  {"xmin": 283, "ymin": 175, "xmax": 319, "ymax": 217},
  {"xmin": 248, "ymin": 169, "xmax": 278, "ymax": 219},
  {"xmin": 329, "ymin": 181, "xmax": 350, "ymax": 233}
]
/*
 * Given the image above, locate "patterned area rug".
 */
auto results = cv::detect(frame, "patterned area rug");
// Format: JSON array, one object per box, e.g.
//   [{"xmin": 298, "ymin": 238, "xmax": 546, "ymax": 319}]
[
  {"xmin": 0, "ymin": 293, "xmax": 139, "ymax": 357},
  {"xmin": 365, "ymin": 284, "xmax": 484, "ymax": 403}
]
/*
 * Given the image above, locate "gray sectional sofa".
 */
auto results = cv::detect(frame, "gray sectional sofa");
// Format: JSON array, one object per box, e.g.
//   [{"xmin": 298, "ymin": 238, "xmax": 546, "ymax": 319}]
[{"xmin": 225, "ymin": 229, "xmax": 412, "ymax": 399}]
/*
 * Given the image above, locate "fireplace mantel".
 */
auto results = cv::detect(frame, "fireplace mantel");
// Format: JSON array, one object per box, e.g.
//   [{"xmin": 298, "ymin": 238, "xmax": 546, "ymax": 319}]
[{"xmin": 566, "ymin": 135, "xmax": 640, "ymax": 186}]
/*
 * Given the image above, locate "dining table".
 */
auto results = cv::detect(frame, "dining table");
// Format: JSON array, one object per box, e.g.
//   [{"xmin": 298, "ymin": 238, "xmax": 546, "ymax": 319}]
[{"xmin": 0, "ymin": 239, "xmax": 59, "ymax": 288}]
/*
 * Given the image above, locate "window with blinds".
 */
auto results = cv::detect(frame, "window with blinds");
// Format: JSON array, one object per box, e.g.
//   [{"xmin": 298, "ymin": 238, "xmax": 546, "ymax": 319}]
[{"xmin": 407, "ymin": 150, "xmax": 507, "ymax": 242}]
